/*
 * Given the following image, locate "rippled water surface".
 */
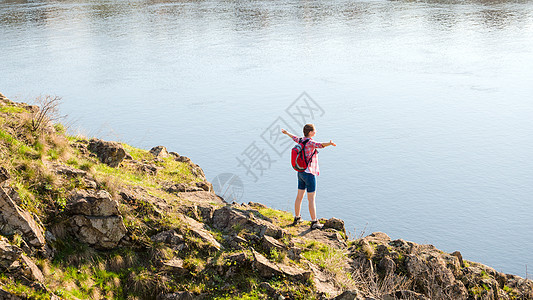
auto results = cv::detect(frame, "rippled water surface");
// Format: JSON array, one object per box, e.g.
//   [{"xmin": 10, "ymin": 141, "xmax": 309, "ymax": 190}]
[{"xmin": 1, "ymin": 0, "xmax": 533, "ymax": 276}]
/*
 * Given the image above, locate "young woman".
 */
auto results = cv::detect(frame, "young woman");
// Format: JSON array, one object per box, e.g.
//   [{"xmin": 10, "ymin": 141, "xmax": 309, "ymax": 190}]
[{"xmin": 281, "ymin": 124, "xmax": 336, "ymax": 229}]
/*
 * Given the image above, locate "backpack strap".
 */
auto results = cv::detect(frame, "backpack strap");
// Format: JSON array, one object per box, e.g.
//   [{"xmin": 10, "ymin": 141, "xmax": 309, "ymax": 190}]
[{"xmin": 300, "ymin": 138, "xmax": 315, "ymax": 165}]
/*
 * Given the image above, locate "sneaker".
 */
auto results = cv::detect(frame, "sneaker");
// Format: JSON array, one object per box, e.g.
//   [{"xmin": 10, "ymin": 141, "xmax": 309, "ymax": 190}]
[
  {"xmin": 310, "ymin": 220, "xmax": 323, "ymax": 230},
  {"xmin": 291, "ymin": 216, "xmax": 302, "ymax": 226}
]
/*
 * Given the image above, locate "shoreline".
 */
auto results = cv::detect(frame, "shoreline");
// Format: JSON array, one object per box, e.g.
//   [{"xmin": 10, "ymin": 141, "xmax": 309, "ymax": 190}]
[{"xmin": 1, "ymin": 92, "xmax": 532, "ymax": 299}]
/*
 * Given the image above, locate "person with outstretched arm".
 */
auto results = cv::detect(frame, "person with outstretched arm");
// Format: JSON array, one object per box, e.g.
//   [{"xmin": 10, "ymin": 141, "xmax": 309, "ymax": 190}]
[{"xmin": 281, "ymin": 124, "xmax": 336, "ymax": 229}]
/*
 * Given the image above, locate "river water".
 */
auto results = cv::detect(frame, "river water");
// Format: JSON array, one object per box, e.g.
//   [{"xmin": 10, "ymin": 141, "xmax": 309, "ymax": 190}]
[{"xmin": 1, "ymin": 0, "xmax": 532, "ymax": 276}]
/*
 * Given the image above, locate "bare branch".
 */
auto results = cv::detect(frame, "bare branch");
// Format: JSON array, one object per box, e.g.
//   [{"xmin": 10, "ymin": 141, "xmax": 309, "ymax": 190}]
[{"xmin": 30, "ymin": 95, "xmax": 65, "ymax": 132}]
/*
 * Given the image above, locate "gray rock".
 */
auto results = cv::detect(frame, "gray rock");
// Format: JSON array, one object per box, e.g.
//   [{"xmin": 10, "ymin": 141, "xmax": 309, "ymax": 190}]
[
  {"xmin": 300, "ymin": 228, "xmax": 346, "ymax": 250},
  {"xmin": 0, "ymin": 187, "xmax": 45, "ymax": 249},
  {"xmin": 137, "ymin": 162, "xmax": 158, "ymax": 175},
  {"xmin": 0, "ymin": 236, "xmax": 44, "ymax": 283},
  {"xmin": 211, "ymin": 206, "xmax": 284, "ymax": 239},
  {"xmin": 252, "ymin": 250, "xmax": 311, "ymax": 282},
  {"xmin": 190, "ymin": 164, "xmax": 206, "ymax": 180},
  {"xmin": 287, "ymin": 247, "xmax": 302, "ymax": 261},
  {"xmin": 451, "ymin": 251, "xmax": 464, "ymax": 267},
  {"xmin": 70, "ymin": 215, "xmax": 127, "ymax": 249},
  {"xmin": 151, "ymin": 230, "xmax": 185, "ymax": 246},
  {"xmin": 161, "ymin": 258, "xmax": 188, "ymax": 275},
  {"xmin": 67, "ymin": 189, "xmax": 120, "ymax": 217},
  {"xmin": 150, "ymin": 146, "xmax": 170, "ymax": 158},
  {"xmin": 195, "ymin": 181, "xmax": 212, "ymax": 192},
  {"xmin": 331, "ymin": 290, "xmax": 362, "ymax": 300},
  {"xmin": 323, "ymin": 217, "xmax": 346, "ymax": 234},
  {"xmin": 88, "ymin": 138, "xmax": 126, "ymax": 167},
  {"xmin": 227, "ymin": 252, "xmax": 250, "ymax": 264},
  {"xmin": 166, "ymin": 183, "xmax": 204, "ymax": 194},
  {"xmin": 225, "ymin": 235, "xmax": 248, "ymax": 249},
  {"xmin": 363, "ymin": 232, "xmax": 391, "ymax": 244},
  {"xmin": 262, "ymin": 235, "xmax": 286, "ymax": 253},
  {"xmin": 173, "ymin": 155, "xmax": 192, "ymax": 163},
  {"xmin": 181, "ymin": 215, "xmax": 222, "ymax": 251},
  {"xmin": 52, "ymin": 164, "xmax": 87, "ymax": 178}
]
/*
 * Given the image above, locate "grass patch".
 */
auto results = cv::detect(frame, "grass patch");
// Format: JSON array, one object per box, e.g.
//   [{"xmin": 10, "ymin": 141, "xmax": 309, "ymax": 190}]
[
  {"xmin": 256, "ymin": 207, "xmax": 294, "ymax": 225},
  {"xmin": 0, "ymin": 105, "xmax": 27, "ymax": 114},
  {"xmin": 0, "ymin": 274, "xmax": 49, "ymax": 299}
]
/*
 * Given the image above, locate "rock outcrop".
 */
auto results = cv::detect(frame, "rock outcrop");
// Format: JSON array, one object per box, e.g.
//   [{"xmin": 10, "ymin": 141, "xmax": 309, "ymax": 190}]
[
  {"xmin": 150, "ymin": 146, "xmax": 170, "ymax": 158},
  {"xmin": 211, "ymin": 205, "xmax": 285, "ymax": 239},
  {"xmin": 66, "ymin": 189, "xmax": 127, "ymax": 249},
  {"xmin": 0, "ymin": 236, "xmax": 44, "ymax": 284},
  {"xmin": 88, "ymin": 138, "xmax": 126, "ymax": 167},
  {"xmin": 0, "ymin": 187, "xmax": 46, "ymax": 250},
  {"xmin": 1, "ymin": 93, "xmax": 532, "ymax": 299},
  {"xmin": 348, "ymin": 232, "xmax": 533, "ymax": 300}
]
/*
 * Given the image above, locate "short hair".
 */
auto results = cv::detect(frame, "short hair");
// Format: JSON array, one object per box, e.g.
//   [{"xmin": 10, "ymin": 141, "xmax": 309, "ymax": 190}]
[{"xmin": 303, "ymin": 124, "xmax": 315, "ymax": 137}]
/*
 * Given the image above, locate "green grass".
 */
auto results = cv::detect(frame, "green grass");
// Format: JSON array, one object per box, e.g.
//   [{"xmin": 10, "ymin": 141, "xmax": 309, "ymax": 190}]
[
  {"xmin": 0, "ymin": 105, "xmax": 27, "ymax": 114},
  {"xmin": 256, "ymin": 207, "xmax": 294, "ymax": 225},
  {"xmin": 0, "ymin": 274, "xmax": 50, "ymax": 300},
  {"xmin": 301, "ymin": 240, "xmax": 345, "ymax": 270}
]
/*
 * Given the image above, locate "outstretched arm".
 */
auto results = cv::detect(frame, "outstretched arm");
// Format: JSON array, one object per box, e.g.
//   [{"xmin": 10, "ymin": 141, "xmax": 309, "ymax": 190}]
[
  {"xmin": 322, "ymin": 140, "xmax": 337, "ymax": 147},
  {"xmin": 281, "ymin": 128, "xmax": 296, "ymax": 139}
]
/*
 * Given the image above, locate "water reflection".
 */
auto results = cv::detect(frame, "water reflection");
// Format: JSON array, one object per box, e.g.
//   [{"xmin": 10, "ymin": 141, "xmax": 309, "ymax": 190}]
[{"xmin": 1, "ymin": 0, "xmax": 532, "ymax": 32}]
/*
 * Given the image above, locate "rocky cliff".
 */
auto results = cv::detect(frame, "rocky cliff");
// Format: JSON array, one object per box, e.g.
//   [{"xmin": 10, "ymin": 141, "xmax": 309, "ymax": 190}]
[{"xmin": 0, "ymin": 92, "xmax": 532, "ymax": 300}]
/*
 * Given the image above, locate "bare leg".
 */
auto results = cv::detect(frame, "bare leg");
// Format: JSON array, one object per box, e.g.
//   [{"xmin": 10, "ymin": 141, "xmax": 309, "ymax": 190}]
[
  {"xmin": 294, "ymin": 189, "xmax": 306, "ymax": 217},
  {"xmin": 307, "ymin": 191, "xmax": 317, "ymax": 221}
]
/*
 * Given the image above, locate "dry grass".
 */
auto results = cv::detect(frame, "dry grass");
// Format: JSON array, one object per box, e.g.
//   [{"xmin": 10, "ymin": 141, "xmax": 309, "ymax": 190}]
[{"xmin": 352, "ymin": 260, "xmax": 412, "ymax": 299}]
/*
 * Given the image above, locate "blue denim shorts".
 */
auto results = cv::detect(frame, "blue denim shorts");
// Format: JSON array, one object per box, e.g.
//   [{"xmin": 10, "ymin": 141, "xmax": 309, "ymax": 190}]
[{"xmin": 297, "ymin": 172, "xmax": 316, "ymax": 193}]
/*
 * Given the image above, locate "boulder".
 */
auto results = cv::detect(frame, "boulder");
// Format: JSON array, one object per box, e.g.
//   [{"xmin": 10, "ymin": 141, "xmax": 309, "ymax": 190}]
[
  {"xmin": 169, "ymin": 153, "xmax": 206, "ymax": 180},
  {"xmin": 308, "ymin": 262, "xmax": 344, "ymax": 297},
  {"xmin": 172, "ymin": 154, "xmax": 192, "ymax": 163},
  {"xmin": 224, "ymin": 235, "xmax": 248, "ymax": 250},
  {"xmin": 323, "ymin": 217, "xmax": 346, "ymax": 234},
  {"xmin": 88, "ymin": 138, "xmax": 126, "ymax": 167},
  {"xmin": 262, "ymin": 235, "xmax": 286, "ymax": 253},
  {"xmin": 120, "ymin": 187, "xmax": 170, "ymax": 215},
  {"xmin": 181, "ymin": 215, "xmax": 222, "ymax": 251},
  {"xmin": 178, "ymin": 191, "xmax": 225, "ymax": 206},
  {"xmin": 151, "ymin": 230, "xmax": 185, "ymax": 246},
  {"xmin": 136, "ymin": 162, "xmax": 159, "ymax": 175},
  {"xmin": 160, "ymin": 258, "xmax": 188, "ymax": 275},
  {"xmin": 300, "ymin": 228, "xmax": 346, "ymax": 249},
  {"xmin": 211, "ymin": 206, "xmax": 284, "ymax": 239},
  {"xmin": 150, "ymin": 146, "xmax": 169, "ymax": 158},
  {"xmin": 227, "ymin": 252, "xmax": 250, "ymax": 265},
  {"xmin": 252, "ymin": 250, "xmax": 311, "ymax": 282},
  {"xmin": 70, "ymin": 215, "xmax": 127, "ymax": 249},
  {"xmin": 363, "ymin": 232, "xmax": 391, "ymax": 244},
  {"xmin": 67, "ymin": 189, "xmax": 120, "ymax": 217},
  {"xmin": 166, "ymin": 183, "xmax": 204, "ymax": 194},
  {"xmin": 0, "ymin": 236, "xmax": 44, "ymax": 283},
  {"xmin": 51, "ymin": 164, "xmax": 87, "ymax": 178},
  {"xmin": 0, "ymin": 187, "xmax": 45, "ymax": 249}
]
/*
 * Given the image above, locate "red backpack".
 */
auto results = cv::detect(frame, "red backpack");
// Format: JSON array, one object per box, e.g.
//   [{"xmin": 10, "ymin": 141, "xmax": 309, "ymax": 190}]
[{"xmin": 291, "ymin": 138, "xmax": 317, "ymax": 172}]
